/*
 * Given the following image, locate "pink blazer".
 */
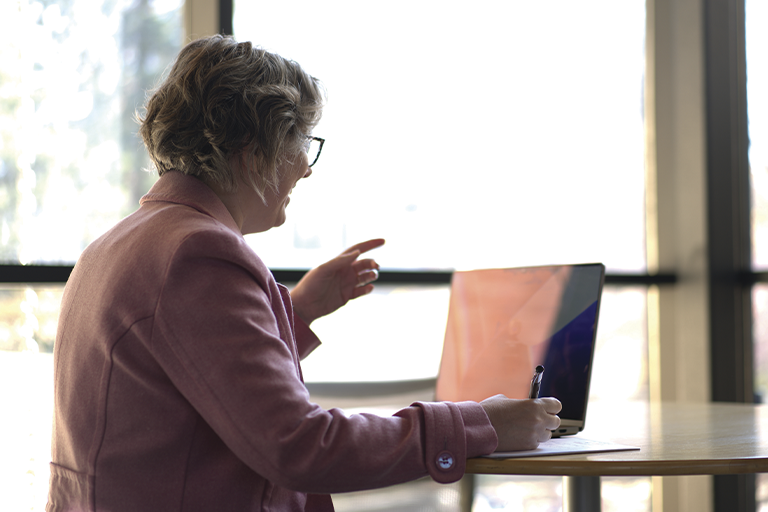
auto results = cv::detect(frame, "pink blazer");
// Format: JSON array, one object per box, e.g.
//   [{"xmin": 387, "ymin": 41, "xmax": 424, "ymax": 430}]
[{"xmin": 47, "ymin": 171, "xmax": 497, "ymax": 512}]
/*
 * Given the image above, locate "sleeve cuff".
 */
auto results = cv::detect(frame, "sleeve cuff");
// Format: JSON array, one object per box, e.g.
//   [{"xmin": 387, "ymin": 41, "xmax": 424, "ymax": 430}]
[{"xmin": 412, "ymin": 401, "xmax": 498, "ymax": 483}]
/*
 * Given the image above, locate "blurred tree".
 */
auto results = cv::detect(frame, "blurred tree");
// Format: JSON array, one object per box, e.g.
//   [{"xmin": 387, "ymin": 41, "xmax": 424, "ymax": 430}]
[
  {"xmin": 0, "ymin": 0, "xmax": 181, "ymax": 264},
  {"xmin": 0, "ymin": 0, "xmax": 181, "ymax": 353},
  {"xmin": 121, "ymin": 0, "xmax": 182, "ymax": 211}
]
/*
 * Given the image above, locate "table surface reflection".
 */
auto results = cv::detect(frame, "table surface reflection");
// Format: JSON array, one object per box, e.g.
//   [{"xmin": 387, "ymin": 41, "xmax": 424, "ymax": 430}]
[{"xmin": 466, "ymin": 401, "xmax": 768, "ymax": 476}]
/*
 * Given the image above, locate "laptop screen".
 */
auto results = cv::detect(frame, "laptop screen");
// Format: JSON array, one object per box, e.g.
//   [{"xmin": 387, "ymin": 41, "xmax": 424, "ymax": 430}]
[{"xmin": 435, "ymin": 264, "xmax": 605, "ymax": 426}]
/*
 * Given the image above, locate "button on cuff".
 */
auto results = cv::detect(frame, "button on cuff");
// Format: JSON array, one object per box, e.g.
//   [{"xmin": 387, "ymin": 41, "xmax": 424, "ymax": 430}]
[{"xmin": 435, "ymin": 451, "xmax": 455, "ymax": 471}]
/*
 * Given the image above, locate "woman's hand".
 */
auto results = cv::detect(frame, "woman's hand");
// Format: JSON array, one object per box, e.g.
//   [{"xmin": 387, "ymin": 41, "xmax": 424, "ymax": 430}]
[
  {"xmin": 480, "ymin": 394, "xmax": 562, "ymax": 451},
  {"xmin": 290, "ymin": 239, "xmax": 385, "ymax": 325}
]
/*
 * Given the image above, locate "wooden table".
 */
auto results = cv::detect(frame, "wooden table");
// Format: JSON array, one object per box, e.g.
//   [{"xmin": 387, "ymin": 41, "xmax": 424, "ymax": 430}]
[{"xmin": 466, "ymin": 401, "xmax": 768, "ymax": 511}]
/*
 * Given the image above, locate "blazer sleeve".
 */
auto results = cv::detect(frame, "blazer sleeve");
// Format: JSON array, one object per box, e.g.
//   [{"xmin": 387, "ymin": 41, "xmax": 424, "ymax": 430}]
[{"xmin": 149, "ymin": 230, "xmax": 498, "ymax": 493}]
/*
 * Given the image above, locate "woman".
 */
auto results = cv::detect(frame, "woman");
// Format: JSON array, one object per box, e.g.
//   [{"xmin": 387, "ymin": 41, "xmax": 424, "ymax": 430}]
[{"xmin": 47, "ymin": 35, "xmax": 561, "ymax": 512}]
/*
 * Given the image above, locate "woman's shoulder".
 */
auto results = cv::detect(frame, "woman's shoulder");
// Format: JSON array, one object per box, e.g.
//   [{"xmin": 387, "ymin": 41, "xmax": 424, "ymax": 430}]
[
  {"xmin": 88, "ymin": 200, "xmax": 273, "ymax": 289},
  {"xmin": 159, "ymin": 210, "xmax": 271, "ymax": 280}
]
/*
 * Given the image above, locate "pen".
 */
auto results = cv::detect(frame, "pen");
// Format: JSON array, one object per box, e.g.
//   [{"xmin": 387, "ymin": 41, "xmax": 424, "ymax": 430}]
[{"xmin": 529, "ymin": 365, "xmax": 544, "ymax": 399}]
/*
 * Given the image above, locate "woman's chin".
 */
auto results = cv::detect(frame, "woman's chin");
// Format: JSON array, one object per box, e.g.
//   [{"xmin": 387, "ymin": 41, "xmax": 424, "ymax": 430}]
[{"xmin": 272, "ymin": 208, "xmax": 288, "ymax": 228}]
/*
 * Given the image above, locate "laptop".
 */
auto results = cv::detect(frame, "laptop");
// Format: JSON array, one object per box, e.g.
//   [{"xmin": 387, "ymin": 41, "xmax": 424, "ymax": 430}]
[{"xmin": 435, "ymin": 263, "xmax": 606, "ymax": 437}]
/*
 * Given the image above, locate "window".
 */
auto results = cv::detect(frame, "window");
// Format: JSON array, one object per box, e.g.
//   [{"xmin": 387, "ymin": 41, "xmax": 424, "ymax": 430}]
[
  {"xmin": 0, "ymin": 1, "xmax": 183, "ymax": 510},
  {"xmin": 0, "ymin": 0, "xmax": 181, "ymax": 264},
  {"xmin": 235, "ymin": 1, "xmax": 646, "ymax": 274},
  {"xmin": 233, "ymin": 0, "xmax": 649, "ymax": 390}
]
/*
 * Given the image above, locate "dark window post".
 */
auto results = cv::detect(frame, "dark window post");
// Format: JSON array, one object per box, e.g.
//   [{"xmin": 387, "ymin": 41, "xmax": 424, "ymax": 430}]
[
  {"xmin": 219, "ymin": 0, "xmax": 233, "ymax": 35},
  {"xmin": 704, "ymin": 0, "xmax": 755, "ymax": 510}
]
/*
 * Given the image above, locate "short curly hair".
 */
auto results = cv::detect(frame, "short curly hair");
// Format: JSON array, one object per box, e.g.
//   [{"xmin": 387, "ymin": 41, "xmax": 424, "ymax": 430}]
[{"xmin": 137, "ymin": 35, "xmax": 324, "ymax": 200}]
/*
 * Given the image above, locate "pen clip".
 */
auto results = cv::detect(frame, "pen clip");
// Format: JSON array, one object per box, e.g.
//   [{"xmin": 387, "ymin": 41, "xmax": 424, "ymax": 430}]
[
  {"xmin": 529, "ymin": 365, "xmax": 544, "ymax": 399},
  {"xmin": 531, "ymin": 365, "xmax": 544, "ymax": 384}
]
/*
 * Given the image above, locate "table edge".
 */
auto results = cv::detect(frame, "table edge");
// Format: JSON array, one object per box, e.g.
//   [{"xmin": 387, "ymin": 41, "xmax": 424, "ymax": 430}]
[{"xmin": 465, "ymin": 457, "xmax": 768, "ymax": 477}]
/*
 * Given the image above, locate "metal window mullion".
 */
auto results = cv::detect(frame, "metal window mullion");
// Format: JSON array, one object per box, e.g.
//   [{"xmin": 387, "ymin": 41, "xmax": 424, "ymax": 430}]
[{"xmin": 704, "ymin": 0, "xmax": 755, "ymax": 511}]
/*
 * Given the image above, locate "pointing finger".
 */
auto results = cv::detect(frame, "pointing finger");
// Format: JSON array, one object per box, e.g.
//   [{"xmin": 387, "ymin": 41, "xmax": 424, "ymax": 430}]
[{"xmin": 342, "ymin": 238, "xmax": 385, "ymax": 256}]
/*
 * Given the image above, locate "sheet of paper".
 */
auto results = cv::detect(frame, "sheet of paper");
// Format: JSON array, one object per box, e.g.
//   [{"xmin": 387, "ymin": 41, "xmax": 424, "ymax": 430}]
[{"xmin": 486, "ymin": 436, "xmax": 639, "ymax": 459}]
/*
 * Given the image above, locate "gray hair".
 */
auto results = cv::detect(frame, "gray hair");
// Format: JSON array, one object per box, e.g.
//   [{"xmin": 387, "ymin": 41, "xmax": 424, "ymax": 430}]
[{"xmin": 137, "ymin": 35, "xmax": 325, "ymax": 200}]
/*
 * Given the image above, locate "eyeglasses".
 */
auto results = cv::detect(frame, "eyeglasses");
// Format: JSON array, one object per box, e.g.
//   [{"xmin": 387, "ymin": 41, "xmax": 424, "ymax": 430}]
[{"xmin": 304, "ymin": 136, "xmax": 325, "ymax": 167}]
